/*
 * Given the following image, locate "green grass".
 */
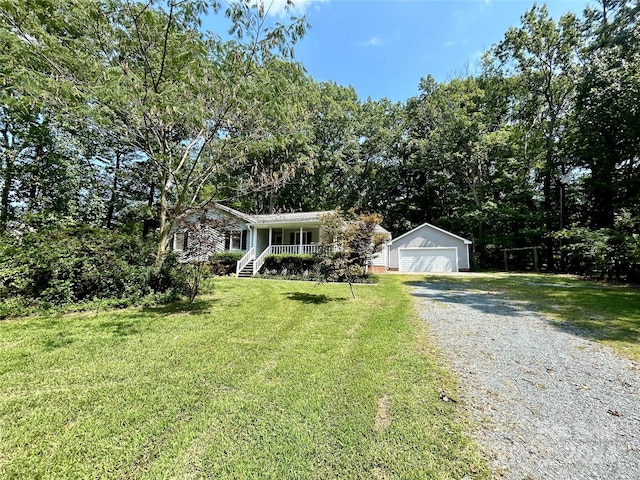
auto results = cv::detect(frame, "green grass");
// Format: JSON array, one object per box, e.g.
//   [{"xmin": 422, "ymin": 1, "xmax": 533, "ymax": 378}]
[
  {"xmin": 404, "ymin": 273, "xmax": 640, "ymax": 361},
  {"xmin": 0, "ymin": 276, "xmax": 488, "ymax": 479}
]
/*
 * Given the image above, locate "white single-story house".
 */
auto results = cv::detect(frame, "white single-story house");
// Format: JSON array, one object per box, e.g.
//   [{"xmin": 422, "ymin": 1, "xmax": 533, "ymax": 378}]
[
  {"xmin": 171, "ymin": 204, "xmax": 391, "ymax": 277},
  {"xmin": 171, "ymin": 204, "xmax": 470, "ymax": 275},
  {"xmin": 386, "ymin": 222, "xmax": 472, "ymax": 273}
]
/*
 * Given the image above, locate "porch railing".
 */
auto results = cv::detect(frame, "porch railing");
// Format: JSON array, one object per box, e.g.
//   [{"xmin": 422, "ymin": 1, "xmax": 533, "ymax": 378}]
[
  {"xmin": 253, "ymin": 245, "xmax": 272, "ymax": 275},
  {"xmin": 240, "ymin": 245, "xmax": 331, "ymax": 276},
  {"xmin": 236, "ymin": 246, "xmax": 255, "ymax": 275},
  {"xmin": 270, "ymin": 244, "xmax": 325, "ymax": 255}
]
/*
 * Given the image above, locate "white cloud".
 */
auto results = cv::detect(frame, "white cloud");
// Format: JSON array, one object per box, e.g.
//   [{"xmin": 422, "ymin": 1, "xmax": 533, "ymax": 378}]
[
  {"xmin": 259, "ymin": 0, "xmax": 327, "ymax": 17},
  {"xmin": 358, "ymin": 36, "xmax": 383, "ymax": 47}
]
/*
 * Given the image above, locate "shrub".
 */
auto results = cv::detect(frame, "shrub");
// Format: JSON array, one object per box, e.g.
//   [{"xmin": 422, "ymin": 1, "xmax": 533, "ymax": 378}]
[
  {"xmin": 209, "ymin": 251, "xmax": 244, "ymax": 276},
  {"xmin": 554, "ymin": 210, "xmax": 640, "ymax": 282},
  {"xmin": 263, "ymin": 254, "xmax": 317, "ymax": 276},
  {"xmin": 0, "ymin": 226, "xmax": 184, "ymax": 312}
]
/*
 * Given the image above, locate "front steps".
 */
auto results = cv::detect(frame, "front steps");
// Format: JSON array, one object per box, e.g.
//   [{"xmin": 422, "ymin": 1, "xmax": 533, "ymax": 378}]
[{"xmin": 237, "ymin": 261, "xmax": 254, "ymax": 278}]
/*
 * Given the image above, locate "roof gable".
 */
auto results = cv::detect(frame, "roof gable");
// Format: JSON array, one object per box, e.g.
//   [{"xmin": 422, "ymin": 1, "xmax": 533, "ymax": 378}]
[
  {"xmin": 391, "ymin": 222, "xmax": 472, "ymax": 245},
  {"xmin": 213, "ymin": 203, "xmax": 256, "ymax": 223},
  {"xmin": 374, "ymin": 224, "xmax": 391, "ymax": 236}
]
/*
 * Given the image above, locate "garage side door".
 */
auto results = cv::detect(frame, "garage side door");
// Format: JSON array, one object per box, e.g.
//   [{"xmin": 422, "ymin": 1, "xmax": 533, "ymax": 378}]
[{"xmin": 398, "ymin": 248, "xmax": 457, "ymax": 273}]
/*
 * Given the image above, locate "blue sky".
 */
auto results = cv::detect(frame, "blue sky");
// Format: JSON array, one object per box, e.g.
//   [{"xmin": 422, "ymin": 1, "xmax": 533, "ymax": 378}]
[{"xmin": 211, "ymin": 1, "xmax": 592, "ymax": 102}]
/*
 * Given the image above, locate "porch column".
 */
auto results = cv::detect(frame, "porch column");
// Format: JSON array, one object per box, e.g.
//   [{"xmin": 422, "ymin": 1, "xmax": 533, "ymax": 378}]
[
  {"xmin": 269, "ymin": 228, "xmax": 273, "ymax": 247},
  {"xmin": 299, "ymin": 226, "xmax": 303, "ymax": 254}
]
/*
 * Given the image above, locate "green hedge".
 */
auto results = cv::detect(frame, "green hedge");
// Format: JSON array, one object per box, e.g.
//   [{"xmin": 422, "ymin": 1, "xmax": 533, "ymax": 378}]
[{"xmin": 262, "ymin": 254, "xmax": 318, "ymax": 276}]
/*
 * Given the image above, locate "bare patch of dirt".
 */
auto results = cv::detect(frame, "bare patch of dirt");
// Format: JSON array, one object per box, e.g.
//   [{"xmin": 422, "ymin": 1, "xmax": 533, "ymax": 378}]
[
  {"xmin": 371, "ymin": 465, "xmax": 392, "ymax": 479},
  {"xmin": 374, "ymin": 394, "xmax": 391, "ymax": 432}
]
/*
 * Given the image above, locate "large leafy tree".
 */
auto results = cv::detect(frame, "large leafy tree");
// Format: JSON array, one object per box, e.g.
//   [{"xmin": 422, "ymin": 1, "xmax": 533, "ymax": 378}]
[
  {"xmin": 269, "ymin": 81, "xmax": 362, "ymax": 212},
  {"xmin": 575, "ymin": 0, "xmax": 640, "ymax": 229},
  {"xmin": 2, "ymin": 0, "xmax": 308, "ymax": 263},
  {"xmin": 400, "ymin": 74, "xmax": 535, "ymax": 266},
  {"xmin": 0, "ymin": 101, "xmax": 92, "ymax": 232},
  {"xmin": 266, "ymin": 81, "xmax": 405, "ymax": 225},
  {"xmin": 0, "ymin": 0, "xmax": 91, "ymax": 232},
  {"xmin": 491, "ymin": 5, "xmax": 581, "ymax": 269},
  {"xmin": 551, "ymin": 0, "xmax": 640, "ymax": 280}
]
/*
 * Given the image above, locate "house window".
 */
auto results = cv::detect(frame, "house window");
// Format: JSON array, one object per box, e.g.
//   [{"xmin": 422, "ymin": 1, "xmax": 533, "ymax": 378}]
[
  {"xmin": 289, "ymin": 231, "xmax": 313, "ymax": 244},
  {"xmin": 173, "ymin": 232, "xmax": 188, "ymax": 251},
  {"xmin": 229, "ymin": 230, "xmax": 247, "ymax": 250}
]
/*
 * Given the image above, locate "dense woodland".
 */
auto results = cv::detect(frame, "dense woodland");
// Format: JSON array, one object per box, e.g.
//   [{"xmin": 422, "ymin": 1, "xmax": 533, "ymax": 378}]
[{"xmin": 1, "ymin": 0, "xmax": 639, "ymax": 309}]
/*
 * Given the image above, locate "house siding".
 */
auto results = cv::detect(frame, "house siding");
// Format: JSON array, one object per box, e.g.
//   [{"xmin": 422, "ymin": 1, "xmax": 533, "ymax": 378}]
[
  {"xmin": 171, "ymin": 208, "xmax": 247, "ymax": 254},
  {"xmin": 370, "ymin": 244, "xmax": 388, "ymax": 268},
  {"xmin": 388, "ymin": 226, "xmax": 470, "ymax": 271},
  {"xmin": 256, "ymin": 229, "xmax": 269, "ymax": 256},
  {"xmin": 210, "ymin": 230, "xmax": 227, "ymax": 253}
]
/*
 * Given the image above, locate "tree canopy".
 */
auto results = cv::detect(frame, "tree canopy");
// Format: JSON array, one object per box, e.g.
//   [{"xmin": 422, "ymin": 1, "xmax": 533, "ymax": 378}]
[{"xmin": 1, "ymin": 0, "xmax": 639, "ymax": 281}]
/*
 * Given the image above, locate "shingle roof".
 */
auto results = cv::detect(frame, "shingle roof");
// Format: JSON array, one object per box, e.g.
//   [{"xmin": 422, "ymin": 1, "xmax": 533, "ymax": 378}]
[
  {"xmin": 248, "ymin": 211, "xmax": 333, "ymax": 224},
  {"xmin": 215, "ymin": 203, "xmax": 390, "ymax": 230}
]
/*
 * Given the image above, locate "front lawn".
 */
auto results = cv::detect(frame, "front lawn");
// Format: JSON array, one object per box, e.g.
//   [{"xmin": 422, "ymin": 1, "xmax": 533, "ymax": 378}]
[
  {"xmin": 0, "ymin": 276, "xmax": 488, "ymax": 479},
  {"xmin": 407, "ymin": 273, "xmax": 640, "ymax": 361}
]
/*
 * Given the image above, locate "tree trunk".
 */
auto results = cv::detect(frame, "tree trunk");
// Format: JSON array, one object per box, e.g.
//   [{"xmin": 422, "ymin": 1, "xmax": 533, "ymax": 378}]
[
  {"xmin": 105, "ymin": 150, "xmax": 121, "ymax": 229},
  {"xmin": 155, "ymin": 175, "xmax": 171, "ymax": 266},
  {"xmin": 0, "ymin": 152, "xmax": 13, "ymax": 233},
  {"xmin": 589, "ymin": 130, "xmax": 617, "ymax": 229},
  {"xmin": 543, "ymin": 169, "xmax": 555, "ymax": 270},
  {"xmin": 544, "ymin": 116, "xmax": 557, "ymax": 271},
  {"xmin": 142, "ymin": 181, "xmax": 155, "ymax": 239},
  {"xmin": 27, "ymin": 145, "xmax": 44, "ymax": 213},
  {"xmin": 559, "ymin": 163, "xmax": 568, "ymax": 272}
]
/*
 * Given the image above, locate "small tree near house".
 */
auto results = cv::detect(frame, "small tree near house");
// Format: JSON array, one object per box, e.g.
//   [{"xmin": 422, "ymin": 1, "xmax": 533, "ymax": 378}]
[
  {"xmin": 177, "ymin": 215, "xmax": 233, "ymax": 304},
  {"xmin": 317, "ymin": 209, "xmax": 386, "ymax": 298}
]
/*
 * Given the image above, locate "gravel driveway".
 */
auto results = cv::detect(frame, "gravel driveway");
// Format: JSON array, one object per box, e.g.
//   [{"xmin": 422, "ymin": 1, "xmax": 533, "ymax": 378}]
[{"xmin": 411, "ymin": 280, "xmax": 640, "ymax": 480}]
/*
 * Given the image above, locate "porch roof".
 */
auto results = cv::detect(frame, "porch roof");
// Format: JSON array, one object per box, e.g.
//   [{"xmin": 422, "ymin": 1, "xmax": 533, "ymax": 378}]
[{"xmin": 248, "ymin": 211, "xmax": 333, "ymax": 225}]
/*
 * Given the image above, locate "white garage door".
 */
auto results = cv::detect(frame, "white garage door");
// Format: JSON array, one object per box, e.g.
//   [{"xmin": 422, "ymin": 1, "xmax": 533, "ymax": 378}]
[{"xmin": 398, "ymin": 248, "xmax": 457, "ymax": 273}]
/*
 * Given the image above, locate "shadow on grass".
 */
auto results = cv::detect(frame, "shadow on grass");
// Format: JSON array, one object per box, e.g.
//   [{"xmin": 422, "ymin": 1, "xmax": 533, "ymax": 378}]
[
  {"xmin": 283, "ymin": 292, "xmax": 347, "ymax": 304},
  {"xmin": 142, "ymin": 299, "xmax": 216, "ymax": 316},
  {"xmin": 405, "ymin": 276, "xmax": 640, "ymax": 353},
  {"xmin": 42, "ymin": 331, "xmax": 75, "ymax": 350},
  {"xmin": 98, "ymin": 320, "xmax": 141, "ymax": 337}
]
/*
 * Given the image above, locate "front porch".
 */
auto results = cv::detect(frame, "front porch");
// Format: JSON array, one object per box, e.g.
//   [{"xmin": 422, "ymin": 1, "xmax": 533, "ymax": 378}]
[
  {"xmin": 236, "ymin": 243, "xmax": 325, "ymax": 277},
  {"xmin": 236, "ymin": 225, "xmax": 324, "ymax": 277}
]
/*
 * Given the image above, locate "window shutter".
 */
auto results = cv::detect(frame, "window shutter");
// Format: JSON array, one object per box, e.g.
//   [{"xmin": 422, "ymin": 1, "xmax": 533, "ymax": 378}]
[
  {"xmin": 241, "ymin": 230, "xmax": 247, "ymax": 250},
  {"xmin": 183, "ymin": 231, "xmax": 189, "ymax": 250}
]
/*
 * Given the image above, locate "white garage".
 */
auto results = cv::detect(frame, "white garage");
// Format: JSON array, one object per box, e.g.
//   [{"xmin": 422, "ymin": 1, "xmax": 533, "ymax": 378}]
[{"xmin": 388, "ymin": 223, "xmax": 472, "ymax": 273}]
